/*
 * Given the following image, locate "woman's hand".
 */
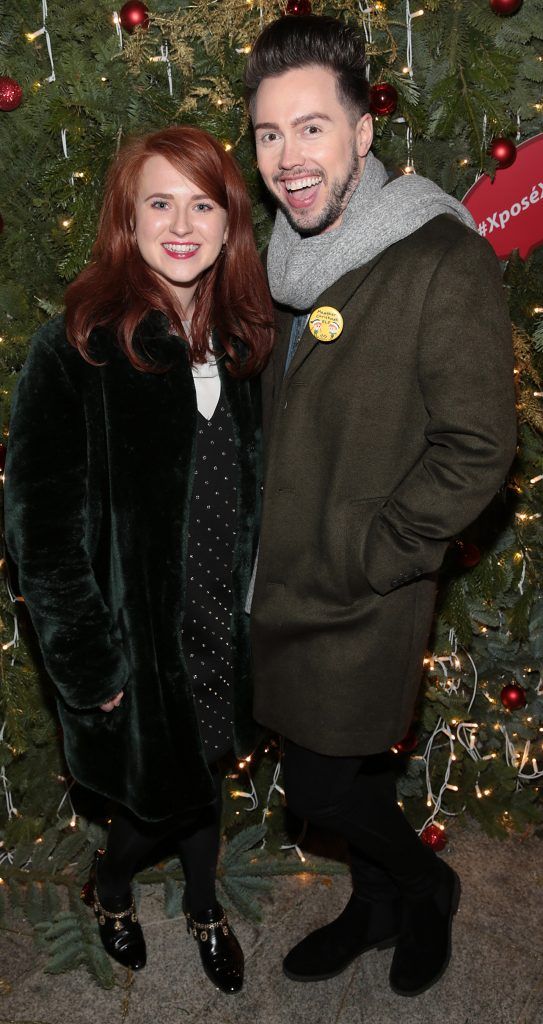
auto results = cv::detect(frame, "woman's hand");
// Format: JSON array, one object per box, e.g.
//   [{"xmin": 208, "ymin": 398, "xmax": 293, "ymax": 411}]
[{"xmin": 100, "ymin": 690, "xmax": 124, "ymax": 712}]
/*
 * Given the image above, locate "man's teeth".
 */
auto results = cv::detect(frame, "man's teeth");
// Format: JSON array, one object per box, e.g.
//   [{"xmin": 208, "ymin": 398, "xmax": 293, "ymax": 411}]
[
  {"xmin": 163, "ymin": 243, "xmax": 199, "ymax": 253},
  {"xmin": 284, "ymin": 176, "xmax": 322, "ymax": 193}
]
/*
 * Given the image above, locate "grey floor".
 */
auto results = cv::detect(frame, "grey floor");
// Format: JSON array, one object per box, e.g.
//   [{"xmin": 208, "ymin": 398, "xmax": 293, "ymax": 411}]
[{"xmin": 1, "ymin": 824, "xmax": 542, "ymax": 1024}]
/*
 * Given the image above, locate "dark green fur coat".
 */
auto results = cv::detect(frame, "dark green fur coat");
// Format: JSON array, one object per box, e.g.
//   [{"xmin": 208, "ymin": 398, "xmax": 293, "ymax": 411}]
[{"xmin": 5, "ymin": 312, "xmax": 261, "ymax": 822}]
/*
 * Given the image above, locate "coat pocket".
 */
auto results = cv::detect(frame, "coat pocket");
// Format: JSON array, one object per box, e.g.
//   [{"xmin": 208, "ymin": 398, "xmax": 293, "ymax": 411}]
[
  {"xmin": 345, "ymin": 497, "xmax": 387, "ymax": 600},
  {"xmin": 58, "ymin": 679, "xmax": 131, "ymax": 732}
]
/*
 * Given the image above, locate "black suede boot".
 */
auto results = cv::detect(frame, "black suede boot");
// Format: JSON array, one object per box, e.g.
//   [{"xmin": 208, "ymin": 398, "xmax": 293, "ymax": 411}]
[
  {"xmin": 389, "ymin": 860, "xmax": 461, "ymax": 996},
  {"xmin": 283, "ymin": 893, "xmax": 400, "ymax": 982}
]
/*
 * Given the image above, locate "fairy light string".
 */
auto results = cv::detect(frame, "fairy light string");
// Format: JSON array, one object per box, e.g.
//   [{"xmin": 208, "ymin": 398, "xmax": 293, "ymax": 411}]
[
  {"xmin": 1, "ymin": 610, "xmax": 19, "ymax": 659},
  {"xmin": 148, "ymin": 42, "xmax": 173, "ymax": 97},
  {"xmin": 359, "ymin": 2, "xmax": 373, "ymax": 80},
  {"xmin": 231, "ymin": 755, "xmax": 258, "ymax": 811},
  {"xmin": 56, "ymin": 776, "xmax": 77, "ymax": 826},
  {"xmin": 404, "ymin": 1, "xmax": 415, "ymax": 171},
  {"xmin": 26, "ymin": 7, "xmax": 76, "ymax": 183},
  {"xmin": 26, "ymin": 0, "xmax": 56, "ymax": 83},
  {"xmin": 0, "ymin": 723, "xmax": 17, "ymax": 826},
  {"xmin": 113, "ymin": 11, "xmax": 123, "ymax": 49},
  {"xmin": 420, "ymin": 613, "xmax": 542, "ymax": 832}
]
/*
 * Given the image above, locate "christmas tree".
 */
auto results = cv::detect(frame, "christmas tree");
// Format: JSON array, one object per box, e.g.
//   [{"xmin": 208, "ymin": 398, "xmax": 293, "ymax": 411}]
[{"xmin": 1, "ymin": 0, "xmax": 542, "ymax": 984}]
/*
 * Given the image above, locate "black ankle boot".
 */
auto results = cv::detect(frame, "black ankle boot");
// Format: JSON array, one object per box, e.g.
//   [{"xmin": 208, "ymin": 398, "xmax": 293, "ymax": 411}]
[
  {"xmin": 81, "ymin": 850, "xmax": 146, "ymax": 971},
  {"xmin": 184, "ymin": 901, "xmax": 244, "ymax": 994},
  {"xmin": 389, "ymin": 860, "xmax": 461, "ymax": 996},
  {"xmin": 283, "ymin": 893, "xmax": 401, "ymax": 982}
]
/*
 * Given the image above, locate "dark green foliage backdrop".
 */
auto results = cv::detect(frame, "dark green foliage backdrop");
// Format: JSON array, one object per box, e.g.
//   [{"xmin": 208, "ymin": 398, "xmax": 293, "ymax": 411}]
[{"xmin": 0, "ymin": 0, "xmax": 542, "ymax": 982}]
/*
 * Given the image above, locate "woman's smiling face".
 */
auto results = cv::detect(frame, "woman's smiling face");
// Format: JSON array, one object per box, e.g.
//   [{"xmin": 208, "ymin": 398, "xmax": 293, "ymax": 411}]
[{"xmin": 134, "ymin": 154, "xmax": 228, "ymax": 314}]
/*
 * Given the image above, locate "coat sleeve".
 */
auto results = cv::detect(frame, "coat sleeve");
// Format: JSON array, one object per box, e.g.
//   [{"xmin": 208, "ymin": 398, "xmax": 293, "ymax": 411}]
[
  {"xmin": 362, "ymin": 231, "xmax": 517, "ymax": 597},
  {"xmin": 4, "ymin": 334, "xmax": 130, "ymax": 709}
]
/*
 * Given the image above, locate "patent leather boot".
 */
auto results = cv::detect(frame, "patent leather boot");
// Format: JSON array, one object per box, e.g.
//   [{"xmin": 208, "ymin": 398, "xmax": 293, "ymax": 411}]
[
  {"xmin": 185, "ymin": 902, "xmax": 244, "ymax": 993},
  {"xmin": 80, "ymin": 849, "xmax": 146, "ymax": 971}
]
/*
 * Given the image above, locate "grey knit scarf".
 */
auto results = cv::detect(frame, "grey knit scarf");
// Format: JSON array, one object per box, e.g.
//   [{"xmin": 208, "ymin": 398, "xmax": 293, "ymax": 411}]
[{"xmin": 267, "ymin": 151, "xmax": 476, "ymax": 311}]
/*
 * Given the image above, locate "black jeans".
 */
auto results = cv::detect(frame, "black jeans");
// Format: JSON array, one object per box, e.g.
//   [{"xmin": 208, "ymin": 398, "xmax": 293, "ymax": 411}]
[{"xmin": 283, "ymin": 740, "xmax": 439, "ymax": 901}]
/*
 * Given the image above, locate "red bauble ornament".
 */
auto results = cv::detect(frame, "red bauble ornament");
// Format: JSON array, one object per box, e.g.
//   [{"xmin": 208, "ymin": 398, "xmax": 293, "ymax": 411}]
[
  {"xmin": 456, "ymin": 541, "xmax": 481, "ymax": 568},
  {"xmin": 0, "ymin": 76, "xmax": 23, "ymax": 112},
  {"xmin": 284, "ymin": 0, "xmax": 312, "ymax": 12},
  {"xmin": 500, "ymin": 682, "xmax": 527, "ymax": 710},
  {"xmin": 489, "ymin": 136, "xmax": 517, "ymax": 170},
  {"xmin": 489, "ymin": 0, "xmax": 523, "ymax": 15},
  {"xmin": 119, "ymin": 1, "xmax": 149, "ymax": 32},
  {"xmin": 393, "ymin": 726, "xmax": 419, "ymax": 754},
  {"xmin": 369, "ymin": 83, "xmax": 398, "ymax": 117},
  {"xmin": 421, "ymin": 824, "xmax": 447, "ymax": 852}
]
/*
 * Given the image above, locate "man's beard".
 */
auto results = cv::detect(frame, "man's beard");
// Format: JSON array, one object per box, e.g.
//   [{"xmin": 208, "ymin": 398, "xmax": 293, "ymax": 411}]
[{"xmin": 276, "ymin": 144, "xmax": 360, "ymax": 237}]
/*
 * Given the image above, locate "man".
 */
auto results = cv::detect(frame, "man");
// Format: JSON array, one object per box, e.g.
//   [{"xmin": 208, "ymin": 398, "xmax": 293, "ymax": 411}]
[{"xmin": 244, "ymin": 15, "xmax": 516, "ymax": 997}]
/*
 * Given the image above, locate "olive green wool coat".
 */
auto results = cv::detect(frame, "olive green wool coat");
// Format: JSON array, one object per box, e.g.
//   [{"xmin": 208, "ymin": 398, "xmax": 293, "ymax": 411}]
[
  {"xmin": 251, "ymin": 215, "xmax": 517, "ymax": 756},
  {"xmin": 5, "ymin": 313, "xmax": 261, "ymax": 822}
]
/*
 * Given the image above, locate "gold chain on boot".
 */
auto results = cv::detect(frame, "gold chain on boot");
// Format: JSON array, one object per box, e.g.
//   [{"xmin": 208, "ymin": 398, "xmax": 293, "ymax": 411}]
[
  {"xmin": 92, "ymin": 888, "xmax": 138, "ymax": 931},
  {"xmin": 186, "ymin": 910, "xmax": 230, "ymax": 943}
]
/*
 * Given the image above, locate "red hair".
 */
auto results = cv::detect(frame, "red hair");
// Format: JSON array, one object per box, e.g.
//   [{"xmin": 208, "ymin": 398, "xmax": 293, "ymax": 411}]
[{"xmin": 64, "ymin": 126, "xmax": 274, "ymax": 376}]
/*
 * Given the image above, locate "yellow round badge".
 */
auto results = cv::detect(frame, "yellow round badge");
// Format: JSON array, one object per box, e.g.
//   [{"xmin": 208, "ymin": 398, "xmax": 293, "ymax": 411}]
[{"xmin": 309, "ymin": 306, "xmax": 344, "ymax": 343}]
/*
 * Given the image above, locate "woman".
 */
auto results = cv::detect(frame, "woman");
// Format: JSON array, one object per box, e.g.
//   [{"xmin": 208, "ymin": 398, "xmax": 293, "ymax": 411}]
[{"xmin": 4, "ymin": 126, "xmax": 274, "ymax": 993}]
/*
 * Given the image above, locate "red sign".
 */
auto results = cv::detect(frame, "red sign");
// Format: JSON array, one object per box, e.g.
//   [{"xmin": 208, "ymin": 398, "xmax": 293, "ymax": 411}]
[{"xmin": 462, "ymin": 134, "xmax": 543, "ymax": 260}]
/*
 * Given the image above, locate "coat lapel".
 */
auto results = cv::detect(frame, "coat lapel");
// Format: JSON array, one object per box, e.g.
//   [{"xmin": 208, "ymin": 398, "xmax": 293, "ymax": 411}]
[
  {"xmin": 269, "ymin": 303, "xmax": 293, "ymax": 390},
  {"xmin": 284, "ymin": 253, "xmax": 387, "ymax": 380}
]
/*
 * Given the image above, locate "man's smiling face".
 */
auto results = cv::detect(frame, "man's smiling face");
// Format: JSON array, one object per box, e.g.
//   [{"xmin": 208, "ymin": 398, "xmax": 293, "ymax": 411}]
[{"xmin": 253, "ymin": 65, "xmax": 373, "ymax": 236}]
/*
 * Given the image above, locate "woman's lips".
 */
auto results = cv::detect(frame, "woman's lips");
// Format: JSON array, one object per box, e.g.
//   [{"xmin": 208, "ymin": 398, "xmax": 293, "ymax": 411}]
[{"xmin": 161, "ymin": 242, "xmax": 200, "ymax": 260}]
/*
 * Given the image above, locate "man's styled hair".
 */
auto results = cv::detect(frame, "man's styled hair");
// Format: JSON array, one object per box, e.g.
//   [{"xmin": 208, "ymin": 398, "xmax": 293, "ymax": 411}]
[{"xmin": 244, "ymin": 15, "xmax": 369, "ymax": 122}]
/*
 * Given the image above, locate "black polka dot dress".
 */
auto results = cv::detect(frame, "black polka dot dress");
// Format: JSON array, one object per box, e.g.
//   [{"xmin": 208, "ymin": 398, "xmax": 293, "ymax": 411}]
[{"xmin": 182, "ymin": 399, "xmax": 239, "ymax": 762}]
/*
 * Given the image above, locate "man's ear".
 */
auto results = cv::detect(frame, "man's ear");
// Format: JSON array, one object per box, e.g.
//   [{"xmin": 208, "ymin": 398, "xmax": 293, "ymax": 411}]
[{"xmin": 356, "ymin": 113, "xmax": 374, "ymax": 159}]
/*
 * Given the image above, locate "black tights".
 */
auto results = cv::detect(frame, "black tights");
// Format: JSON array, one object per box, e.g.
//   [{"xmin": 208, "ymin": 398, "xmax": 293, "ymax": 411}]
[
  {"xmin": 283, "ymin": 740, "xmax": 440, "ymax": 902},
  {"xmin": 98, "ymin": 767, "xmax": 222, "ymax": 914}
]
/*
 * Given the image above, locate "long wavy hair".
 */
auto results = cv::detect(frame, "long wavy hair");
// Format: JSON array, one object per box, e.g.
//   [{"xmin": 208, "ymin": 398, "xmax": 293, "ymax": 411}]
[{"xmin": 64, "ymin": 126, "xmax": 274, "ymax": 376}]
